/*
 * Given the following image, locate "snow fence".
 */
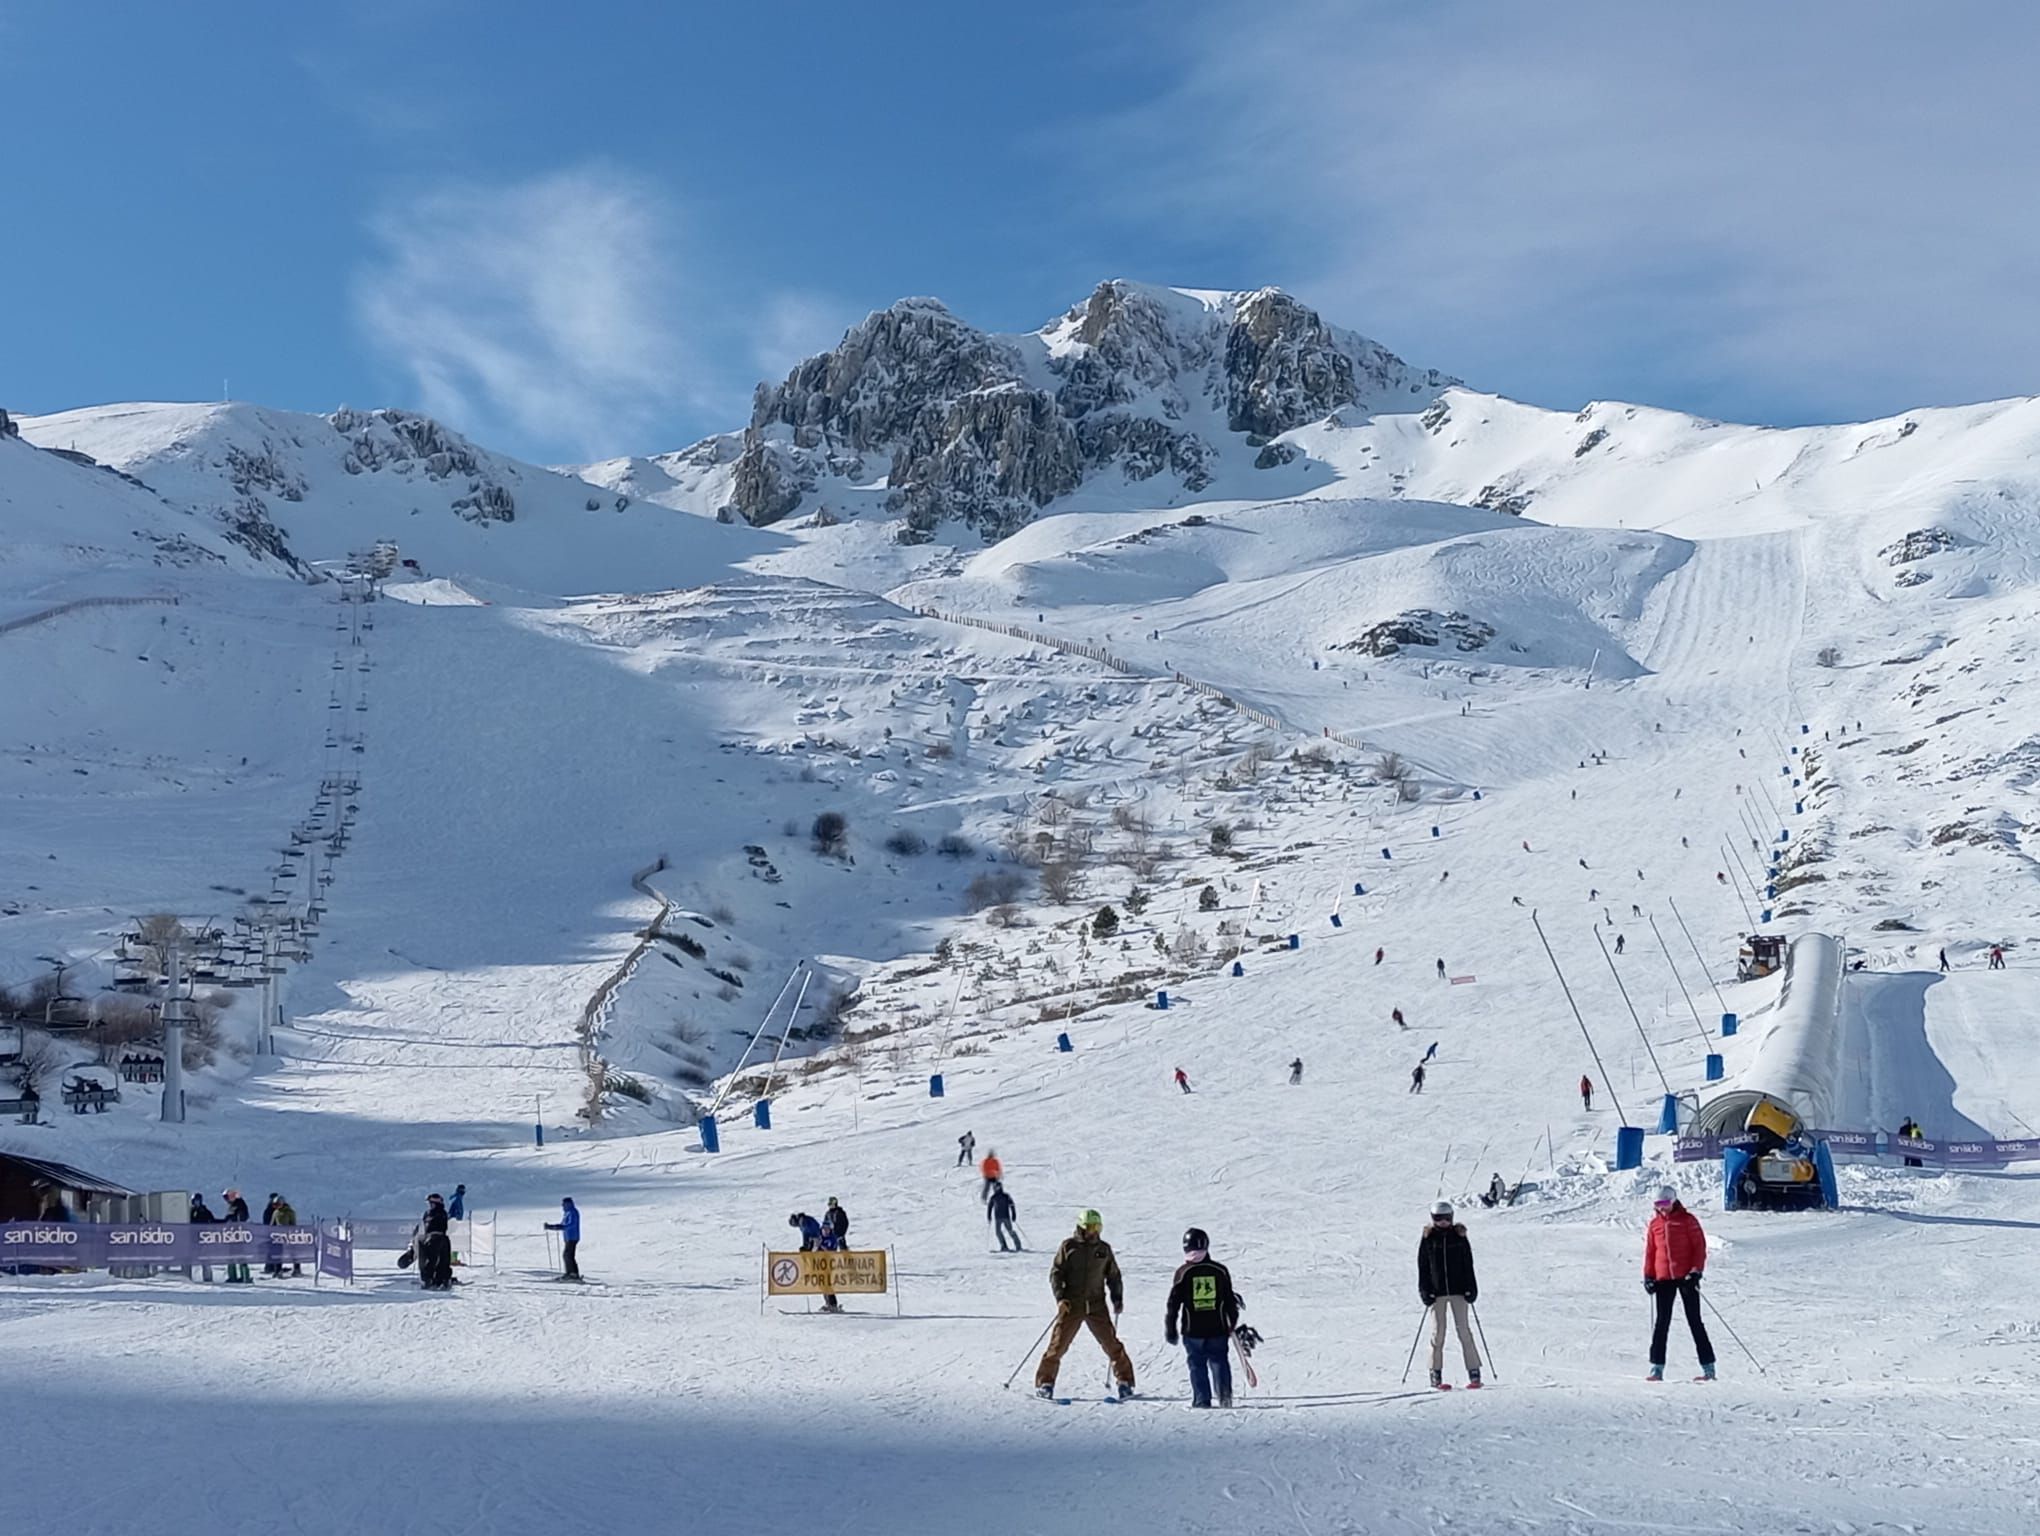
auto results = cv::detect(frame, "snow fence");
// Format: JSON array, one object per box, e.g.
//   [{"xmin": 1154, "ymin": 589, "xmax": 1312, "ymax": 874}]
[{"xmin": 1693, "ymin": 932, "xmax": 1844, "ymax": 1136}]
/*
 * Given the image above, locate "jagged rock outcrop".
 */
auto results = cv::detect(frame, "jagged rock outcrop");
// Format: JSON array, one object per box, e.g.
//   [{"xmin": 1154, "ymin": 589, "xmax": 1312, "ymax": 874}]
[
  {"xmin": 1339, "ymin": 609, "xmax": 1498, "ymax": 658},
  {"xmin": 331, "ymin": 407, "xmax": 515, "ymax": 524},
  {"xmin": 716, "ymin": 280, "xmax": 1451, "ymax": 537}
]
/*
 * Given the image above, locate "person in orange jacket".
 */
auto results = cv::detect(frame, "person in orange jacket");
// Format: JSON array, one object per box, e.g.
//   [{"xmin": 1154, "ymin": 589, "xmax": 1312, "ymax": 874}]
[
  {"xmin": 1642, "ymin": 1185, "xmax": 1715, "ymax": 1381},
  {"xmin": 979, "ymin": 1150, "xmax": 1003, "ymax": 1204}
]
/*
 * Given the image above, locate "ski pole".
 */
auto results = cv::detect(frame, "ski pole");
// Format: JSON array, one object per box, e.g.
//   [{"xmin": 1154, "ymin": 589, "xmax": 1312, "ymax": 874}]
[
  {"xmin": 1700, "ymin": 1289, "xmax": 1767, "ymax": 1376},
  {"xmin": 1470, "ymin": 1303, "xmax": 1497, "ymax": 1381},
  {"xmin": 1400, "ymin": 1307, "xmax": 1429, "ymax": 1385},
  {"xmin": 1002, "ymin": 1317, "xmax": 1058, "ymax": 1390}
]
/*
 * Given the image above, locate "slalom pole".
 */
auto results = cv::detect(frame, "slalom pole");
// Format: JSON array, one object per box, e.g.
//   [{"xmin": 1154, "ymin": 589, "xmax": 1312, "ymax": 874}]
[
  {"xmin": 1435, "ymin": 1141, "xmax": 1454, "ymax": 1199},
  {"xmin": 1470, "ymin": 1304, "xmax": 1498, "ymax": 1381},
  {"xmin": 1528, "ymin": 910, "xmax": 1629, "ymax": 1125},
  {"xmin": 1666, "ymin": 897, "xmax": 1728, "ymax": 1014},
  {"xmin": 1594, "ymin": 925, "xmax": 1671, "ymax": 1094},
  {"xmin": 1646, "ymin": 912, "xmax": 1713, "ymax": 1052},
  {"xmin": 1699, "ymin": 1290, "xmax": 1768, "ymax": 1376},
  {"xmin": 1002, "ymin": 1317, "xmax": 1058, "ymax": 1390},
  {"xmin": 1400, "ymin": 1309, "xmax": 1429, "ymax": 1385}
]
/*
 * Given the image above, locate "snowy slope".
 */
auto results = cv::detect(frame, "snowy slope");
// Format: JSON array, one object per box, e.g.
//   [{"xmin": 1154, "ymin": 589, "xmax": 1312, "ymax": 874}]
[{"xmin": 10, "ymin": 286, "xmax": 2040, "ymax": 1533}]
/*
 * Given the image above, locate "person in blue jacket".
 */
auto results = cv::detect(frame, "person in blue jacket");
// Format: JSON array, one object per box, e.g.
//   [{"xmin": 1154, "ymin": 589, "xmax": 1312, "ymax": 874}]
[
  {"xmin": 448, "ymin": 1184, "xmax": 467, "ymax": 1220},
  {"xmin": 789, "ymin": 1211, "xmax": 842, "ymax": 1312},
  {"xmin": 544, "ymin": 1197, "xmax": 582, "ymax": 1281}
]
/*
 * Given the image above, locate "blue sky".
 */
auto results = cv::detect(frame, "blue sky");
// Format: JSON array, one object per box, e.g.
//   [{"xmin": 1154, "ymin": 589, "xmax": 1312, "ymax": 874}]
[{"xmin": 3, "ymin": 2, "xmax": 2036, "ymax": 462}]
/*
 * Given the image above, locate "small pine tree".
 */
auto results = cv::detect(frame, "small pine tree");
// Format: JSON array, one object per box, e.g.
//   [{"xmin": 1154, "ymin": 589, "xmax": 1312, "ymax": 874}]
[
  {"xmin": 1124, "ymin": 887, "xmax": 1150, "ymax": 917},
  {"xmin": 1093, "ymin": 906, "xmax": 1120, "ymax": 939},
  {"xmin": 1198, "ymin": 885, "xmax": 1220, "ymax": 912}
]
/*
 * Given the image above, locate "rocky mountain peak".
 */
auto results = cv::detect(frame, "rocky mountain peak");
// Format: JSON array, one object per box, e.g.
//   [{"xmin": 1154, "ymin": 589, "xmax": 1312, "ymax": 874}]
[{"xmin": 719, "ymin": 280, "xmax": 1451, "ymax": 540}]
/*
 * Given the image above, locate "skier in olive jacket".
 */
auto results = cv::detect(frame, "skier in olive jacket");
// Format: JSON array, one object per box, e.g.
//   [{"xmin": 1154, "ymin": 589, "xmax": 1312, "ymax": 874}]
[
  {"xmin": 1643, "ymin": 1186, "xmax": 1714, "ymax": 1380},
  {"xmin": 1034, "ymin": 1210, "xmax": 1135, "ymax": 1398},
  {"xmin": 1417, "ymin": 1200, "xmax": 1483, "ymax": 1388},
  {"xmin": 1164, "ymin": 1226, "xmax": 1241, "ymax": 1407}
]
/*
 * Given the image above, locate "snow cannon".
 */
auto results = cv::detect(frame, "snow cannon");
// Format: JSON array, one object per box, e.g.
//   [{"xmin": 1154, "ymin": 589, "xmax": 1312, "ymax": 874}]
[
  {"xmin": 1721, "ymin": 1096, "xmax": 1837, "ymax": 1212},
  {"xmin": 1737, "ymin": 935, "xmax": 1785, "ymax": 982}
]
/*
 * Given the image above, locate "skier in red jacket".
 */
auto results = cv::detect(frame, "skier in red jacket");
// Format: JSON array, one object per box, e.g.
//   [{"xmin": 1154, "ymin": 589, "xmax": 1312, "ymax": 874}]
[{"xmin": 1643, "ymin": 1186, "xmax": 1715, "ymax": 1381}]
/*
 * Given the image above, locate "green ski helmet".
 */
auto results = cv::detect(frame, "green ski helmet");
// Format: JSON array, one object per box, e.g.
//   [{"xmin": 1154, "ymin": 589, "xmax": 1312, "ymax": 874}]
[{"xmin": 1077, "ymin": 1208, "xmax": 1102, "ymax": 1231}]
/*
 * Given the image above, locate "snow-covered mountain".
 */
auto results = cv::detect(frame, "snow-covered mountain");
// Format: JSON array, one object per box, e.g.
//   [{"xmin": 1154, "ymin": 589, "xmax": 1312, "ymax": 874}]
[
  {"xmin": 18, "ymin": 400, "xmax": 761, "ymax": 594},
  {"xmin": 581, "ymin": 281, "xmax": 1455, "ymax": 541}
]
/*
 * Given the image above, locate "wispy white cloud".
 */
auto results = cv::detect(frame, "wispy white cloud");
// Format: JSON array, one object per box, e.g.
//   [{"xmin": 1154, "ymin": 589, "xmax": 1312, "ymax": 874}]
[
  {"xmin": 1088, "ymin": 1, "xmax": 2040, "ymax": 422},
  {"xmin": 354, "ymin": 165, "xmax": 705, "ymax": 460}
]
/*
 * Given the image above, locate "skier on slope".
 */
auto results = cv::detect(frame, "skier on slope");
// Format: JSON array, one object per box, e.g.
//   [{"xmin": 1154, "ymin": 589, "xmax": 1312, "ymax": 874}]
[
  {"xmin": 823, "ymin": 1196, "xmax": 850, "ymax": 1247},
  {"xmin": 788, "ymin": 1211, "xmax": 841, "ymax": 1312},
  {"xmin": 1165, "ymin": 1226, "xmax": 1242, "ymax": 1408},
  {"xmin": 1580, "ymin": 1075, "xmax": 1594, "ymax": 1111},
  {"xmin": 1938, "ymin": 949, "xmax": 1949, "ymax": 973},
  {"xmin": 1288, "ymin": 1058, "xmax": 1303, "ymax": 1085},
  {"xmin": 979, "ymin": 1150, "xmax": 1003, "ymax": 1203},
  {"xmin": 1423, "ymin": 1041, "xmax": 1439, "ymax": 1063},
  {"xmin": 1418, "ymin": 1200, "xmax": 1483, "ymax": 1389},
  {"xmin": 1174, "ymin": 1067, "xmax": 1192, "ymax": 1094},
  {"xmin": 221, "ymin": 1189, "xmax": 253, "ymax": 1284},
  {"xmin": 1375, "ymin": 947, "xmax": 1385, "ymax": 966},
  {"xmin": 1393, "ymin": 1007, "xmax": 1407, "ymax": 1030},
  {"xmin": 1480, "ymin": 1173, "xmax": 1507, "ymax": 1208},
  {"xmin": 1615, "ymin": 934, "xmax": 1626, "ymax": 955},
  {"xmin": 1410, "ymin": 1063, "xmax": 1426, "ymax": 1094},
  {"xmin": 988, "ymin": 1181, "xmax": 1021, "ymax": 1251},
  {"xmin": 1034, "ymin": 1210, "xmax": 1135, "ymax": 1400},
  {"xmin": 1436, "ymin": 958, "xmax": 1447, "ymax": 981},
  {"xmin": 542, "ymin": 1197, "xmax": 580, "ymax": 1284},
  {"xmin": 1643, "ymin": 1186, "xmax": 1715, "ymax": 1381},
  {"xmin": 1989, "ymin": 945, "xmax": 2006, "ymax": 970},
  {"xmin": 957, "ymin": 1130, "xmax": 976, "ymax": 1167}
]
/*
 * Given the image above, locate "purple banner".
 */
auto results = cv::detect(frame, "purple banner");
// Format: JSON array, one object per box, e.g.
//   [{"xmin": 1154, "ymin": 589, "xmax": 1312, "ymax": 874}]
[
  {"xmin": 0, "ymin": 1223, "xmax": 330, "ymax": 1271},
  {"xmin": 1676, "ymin": 1131, "xmax": 2040, "ymax": 1165},
  {"xmin": 318, "ymin": 1225, "xmax": 353, "ymax": 1282}
]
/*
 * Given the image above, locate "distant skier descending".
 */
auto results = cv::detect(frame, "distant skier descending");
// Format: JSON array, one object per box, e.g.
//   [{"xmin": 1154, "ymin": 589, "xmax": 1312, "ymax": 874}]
[
  {"xmin": 1174, "ymin": 1067, "xmax": 1192, "ymax": 1094},
  {"xmin": 1288, "ymin": 1058, "xmax": 1303, "ymax": 1085},
  {"xmin": 1580, "ymin": 1075, "xmax": 1594, "ymax": 1111},
  {"xmin": 1376, "ymin": 947, "xmax": 1386, "ymax": 966},
  {"xmin": 958, "ymin": 1130, "xmax": 977, "ymax": 1167},
  {"xmin": 980, "ymin": 1150, "xmax": 1003, "ymax": 1203},
  {"xmin": 1435, "ymin": 958, "xmax": 1446, "ymax": 981},
  {"xmin": 1034, "ymin": 1210, "xmax": 1134, "ymax": 1399},
  {"xmin": 988, "ymin": 1181, "xmax": 1021, "ymax": 1251},
  {"xmin": 1410, "ymin": 1063, "xmax": 1426, "ymax": 1094},
  {"xmin": 1423, "ymin": 1041, "xmax": 1438, "ymax": 1063},
  {"xmin": 1393, "ymin": 1007, "xmax": 1407, "ymax": 1030}
]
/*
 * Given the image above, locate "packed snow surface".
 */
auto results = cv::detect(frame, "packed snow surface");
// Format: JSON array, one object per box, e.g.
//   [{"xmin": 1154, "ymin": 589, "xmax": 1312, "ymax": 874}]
[{"xmin": 6, "ymin": 366, "xmax": 2040, "ymax": 1535}]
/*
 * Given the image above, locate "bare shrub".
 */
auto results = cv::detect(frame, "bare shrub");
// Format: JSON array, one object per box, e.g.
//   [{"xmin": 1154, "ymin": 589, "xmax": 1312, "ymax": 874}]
[
  {"xmin": 715, "ymin": 982, "xmax": 741, "ymax": 1003},
  {"xmin": 812, "ymin": 811, "xmax": 849, "ymax": 856},
  {"xmin": 936, "ymin": 832, "xmax": 975, "ymax": 859},
  {"xmin": 13, "ymin": 1033, "xmax": 68, "ymax": 1094},
  {"xmin": 709, "ymin": 902, "xmax": 736, "ymax": 926},
  {"xmin": 1208, "ymin": 822, "xmax": 1234, "ymax": 854},
  {"xmin": 925, "ymin": 741, "xmax": 955, "ymax": 760},
  {"xmin": 884, "ymin": 829, "xmax": 928, "ymax": 857},
  {"xmin": 1111, "ymin": 804, "xmax": 1151, "ymax": 834},
  {"xmin": 964, "ymin": 869, "xmax": 1027, "ymax": 913},
  {"xmin": 1039, "ymin": 862, "xmax": 1079, "ymax": 903},
  {"xmin": 1816, "ymin": 645, "xmax": 1842, "ymax": 668},
  {"xmin": 987, "ymin": 903, "xmax": 1024, "ymax": 928}
]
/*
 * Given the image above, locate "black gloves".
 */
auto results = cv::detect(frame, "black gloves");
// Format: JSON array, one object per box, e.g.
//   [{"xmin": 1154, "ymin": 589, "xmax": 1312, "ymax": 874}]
[
  {"xmin": 1233, "ymin": 1325, "xmax": 1262, "ymax": 1354},
  {"xmin": 1643, "ymin": 1278, "xmax": 1657, "ymax": 1294},
  {"xmin": 1685, "ymin": 1272, "xmax": 1702, "ymax": 1287},
  {"xmin": 1165, "ymin": 1329, "xmax": 1179, "ymax": 1346},
  {"xmin": 1466, "ymin": 1291, "xmax": 1477, "ymax": 1306},
  {"xmin": 1420, "ymin": 1292, "xmax": 1435, "ymax": 1307}
]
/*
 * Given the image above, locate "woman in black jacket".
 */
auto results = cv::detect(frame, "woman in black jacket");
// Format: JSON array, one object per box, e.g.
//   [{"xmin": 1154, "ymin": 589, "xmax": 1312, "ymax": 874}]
[{"xmin": 1416, "ymin": 1200, "xmax": 1483, "ymax": 1389}]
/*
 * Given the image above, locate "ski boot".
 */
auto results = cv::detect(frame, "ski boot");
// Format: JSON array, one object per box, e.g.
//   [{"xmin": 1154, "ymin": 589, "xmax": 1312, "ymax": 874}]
[
  {"xmin": 1218, "ymin": 1393, "xmax": 1233, "ymax": 1408},
  {"xmin": 1429, "ymin": 1368, "xmax": 1446, "ymax": 1391},
  {"xmin": 1034, "ymin": 1384, "xmax": 1055, "ymax": 1400},
  {"xmin": 1466, "ymin": 1368, "xmax": 1483, "ymax": 1390},
  {"xmin": 1646, "ymin": 1364, "xmax": 1664, "ymax": 1382},
  {"xmin": 1116, "ymin": 1381, "xmax": 1135, "ymax": 1401},
  {"xmin": 1697, "ymin": 1362, "xmax": 1717, "ymax": 1382}
]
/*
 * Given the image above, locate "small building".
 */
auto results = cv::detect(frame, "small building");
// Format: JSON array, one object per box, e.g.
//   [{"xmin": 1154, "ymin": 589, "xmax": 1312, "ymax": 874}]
[{"xmin": 0, "ymin": 1151, "xmax": 137, "ymax": 1222}]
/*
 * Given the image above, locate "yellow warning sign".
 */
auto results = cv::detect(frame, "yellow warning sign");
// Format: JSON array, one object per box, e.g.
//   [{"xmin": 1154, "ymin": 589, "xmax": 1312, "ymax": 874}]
[{"xmin": 765, "ymin": 1249, "xmax": 889, "ymax": 1295}]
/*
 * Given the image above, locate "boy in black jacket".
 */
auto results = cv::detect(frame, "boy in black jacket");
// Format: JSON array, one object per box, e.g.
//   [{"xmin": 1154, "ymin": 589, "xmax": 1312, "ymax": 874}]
[
  {"xmin": 1164, "ymin": 1227, "xmax": 1242, "ymax": 1407},
  {"xmin": 1417, "ymin": 1200, "xmax": 1482, "ymax": 1389}
]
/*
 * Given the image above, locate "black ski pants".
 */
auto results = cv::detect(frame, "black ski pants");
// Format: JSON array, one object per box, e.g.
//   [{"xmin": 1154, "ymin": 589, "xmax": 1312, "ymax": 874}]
[
  {"xmin": 993, "ymin": 1215, "xmax": 1019, "ymax": 1251},
  {"xmin": 1649, "ymin": 1278, "xmax": 1714, "ymax": 1367},
  {"xmin": 561, "ymin": 1239, "xmax": 579, "ymax": 1278}
]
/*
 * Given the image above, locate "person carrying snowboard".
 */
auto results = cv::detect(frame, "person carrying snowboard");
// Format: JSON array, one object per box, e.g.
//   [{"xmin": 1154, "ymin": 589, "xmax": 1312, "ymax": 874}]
[
  {"xmin": 1410, "ymin": 1063, "xmax": 1426, "ymax": 1094},
  {"xmin": 988, "ymin": 1181, "xmax": 1021, "ymax": 1251},
  {"xmin": 1165, "ymin": 1226, "xmax": 1241, "ymax": 1408},
  {"xmin": 1418, "ymin": 1199, "xmax": 1482, "ymax": 1389},
  {"xmin": 1034, "ymin": 1210, "xmax": 1135, "ymax": 1400},
  {"xmin": 543, "ymin": 1196, "xmax": 581, "ymax": 1283},
  {"xmin": 1580, "ymin": 1075, "xmax": 1594, "ymax": 1111},
  {"xmin": 1288, "ymin": 1057, "xmax": 1303, "ymax": 1085},
  {"xmin": 416, "ymin": 1192, "xmax": 454, "ymax": 1289},
  {"xmin": 979, "ymin": 1149, "xmax": 1003, "ymax": 1204},
  {"xmin": 1643, "ymin": 1186, "xmax": 1714, "ymax": 1380},
  {"xmin": 958, "ymin": 1130, "xmax": 976, "ymax": 1168}
]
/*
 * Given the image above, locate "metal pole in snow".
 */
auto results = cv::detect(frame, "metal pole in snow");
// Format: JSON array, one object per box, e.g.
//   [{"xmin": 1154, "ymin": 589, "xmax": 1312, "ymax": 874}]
[{"xmin": 1667, "ymin": 897, "xmax": 1730, "ymax": 1014}]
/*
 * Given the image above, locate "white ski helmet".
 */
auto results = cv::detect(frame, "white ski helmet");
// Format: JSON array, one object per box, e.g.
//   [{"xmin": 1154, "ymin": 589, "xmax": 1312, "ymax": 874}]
[{"xmin": 1430, "ymin": 1199, "xmax": 1454, "ymax": 1220}]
